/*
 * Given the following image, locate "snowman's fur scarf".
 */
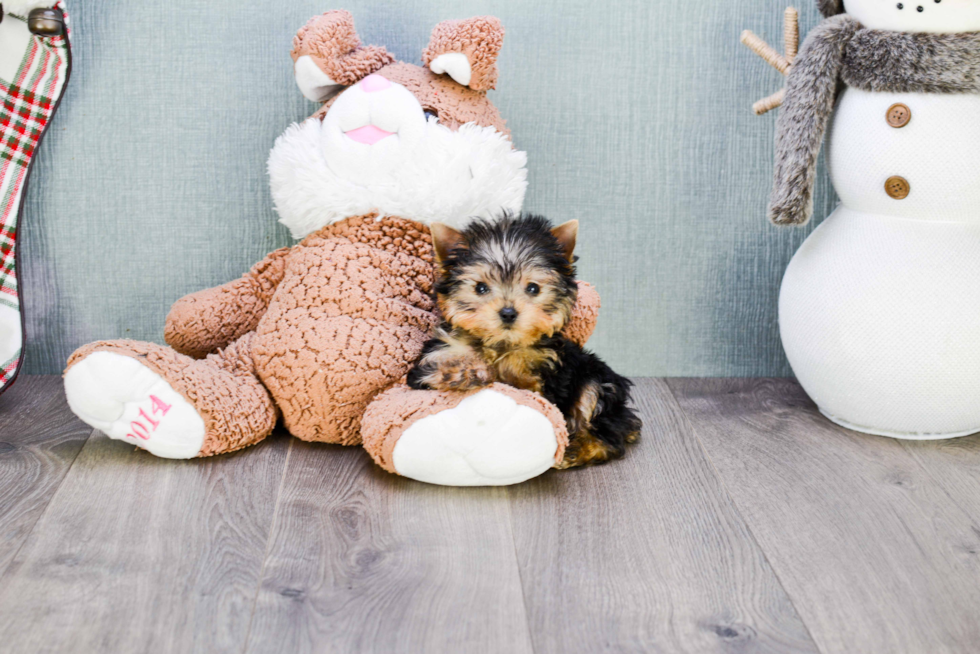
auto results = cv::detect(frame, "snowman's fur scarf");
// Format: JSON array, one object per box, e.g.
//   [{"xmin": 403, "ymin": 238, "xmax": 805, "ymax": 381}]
[
  {"xmin": 843, "ymin": 29, "xmax": 980, "ymax": 94},
  {"xmin": 770, "ymin": 16, "xmax": 980, "ymax": 225},
  {"xmin": 770, "ymin": 15, "xmax": 860, "ymax": 226},
  {"xmin": 268, "ymin": 116, "xmax": 528, "ymax": 239}
]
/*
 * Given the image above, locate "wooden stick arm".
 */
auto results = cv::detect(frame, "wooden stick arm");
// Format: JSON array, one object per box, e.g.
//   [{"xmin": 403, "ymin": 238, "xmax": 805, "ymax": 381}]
[
  {"xmin": 753, "ymin": 89, "xmax": 786, "ymax": 116},
  {"xmin": 784, "ymin": 7, "xmax": 799, "ymax": 62},
  {"xmin": 741, "ymin": 7, "xmax": 799, "ymax": 115},
  {"xmin": 741, "ymin": 30, "xmax": 790, "ymax": 75}
]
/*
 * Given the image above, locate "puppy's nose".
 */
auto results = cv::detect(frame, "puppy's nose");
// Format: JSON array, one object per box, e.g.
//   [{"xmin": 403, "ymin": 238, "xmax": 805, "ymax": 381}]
[{"xmin": 499, "ymin": 307, "xmax": 518, "ymax": 324}]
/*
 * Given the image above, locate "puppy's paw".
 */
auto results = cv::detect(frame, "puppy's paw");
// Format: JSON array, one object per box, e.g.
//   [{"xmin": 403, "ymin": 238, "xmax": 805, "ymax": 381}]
[
  {"xmin": 557, "ymin": 431, "xmax": 622, "ymax": 469},
  {"xmin": 431, "ymin": 356, "xmax": 494, "ymax": 392}
]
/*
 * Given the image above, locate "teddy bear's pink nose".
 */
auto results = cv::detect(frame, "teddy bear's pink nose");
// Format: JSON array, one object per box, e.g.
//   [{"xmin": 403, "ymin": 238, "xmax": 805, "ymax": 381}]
[{"xmin": 360, "ymin": 74, "xmax": 391, "ymax": 93}]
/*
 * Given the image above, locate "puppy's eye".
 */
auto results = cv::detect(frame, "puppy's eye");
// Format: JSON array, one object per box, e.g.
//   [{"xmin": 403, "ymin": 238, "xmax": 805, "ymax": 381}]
[
  {"xmin": 526, "ymin": 283, "xmax": 541, "ymax": 296},
  {"xmin": 475, "ymin": 282, "xmax": 490, "ymax": 295}
]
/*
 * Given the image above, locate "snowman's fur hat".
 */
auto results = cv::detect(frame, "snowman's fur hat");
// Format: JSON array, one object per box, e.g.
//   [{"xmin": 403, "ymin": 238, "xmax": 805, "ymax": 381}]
[{"xmin": 818, "ymin": 0, "xmax": 844, "ymax": 17}]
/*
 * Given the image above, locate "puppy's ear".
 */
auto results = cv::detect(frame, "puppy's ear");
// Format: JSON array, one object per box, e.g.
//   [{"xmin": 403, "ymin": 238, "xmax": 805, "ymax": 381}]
[
  {"xmin": 431, "ymin": 223, "xmax": 467, "ymax": 263},
  {"xmin": 422, "ymin": 16, "xmax": 504, "ymax": 91},
  {"xmin": 551, "ymin": 220, "xmax": 578, "ymax": 262}
]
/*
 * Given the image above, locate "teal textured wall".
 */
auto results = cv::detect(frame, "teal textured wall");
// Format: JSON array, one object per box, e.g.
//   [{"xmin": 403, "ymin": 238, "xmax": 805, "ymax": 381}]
[{"xmin": 21, "ymin": 0, "xmax": 838, "ymax": 376}]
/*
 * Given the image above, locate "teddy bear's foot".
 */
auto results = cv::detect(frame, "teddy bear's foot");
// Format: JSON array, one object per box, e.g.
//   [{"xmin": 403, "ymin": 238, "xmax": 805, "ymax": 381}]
[
  {"xmin": 362, "ymin": 383, "xmax": 570, "ymax": 486},
  {"xmin": 64, "ymin": 350, "xmax": 206, "ymax": 459},
  {"xmin": 64, "ymin": 335, "xmax": 277, "ymax": 458}
]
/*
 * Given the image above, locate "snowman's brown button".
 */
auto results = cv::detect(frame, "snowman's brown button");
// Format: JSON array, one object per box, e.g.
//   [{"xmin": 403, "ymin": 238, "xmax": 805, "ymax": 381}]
[
  {"xmin": 885, "ymin": 176, "xmax": 910, "ymax": 200},
  {"xmin": 886, "ymin": 103, "xmax": 911, "ymax": 128}
]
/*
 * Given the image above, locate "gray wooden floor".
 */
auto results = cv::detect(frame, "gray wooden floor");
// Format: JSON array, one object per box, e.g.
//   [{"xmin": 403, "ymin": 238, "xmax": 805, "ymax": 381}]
[{"xmin": 1, "ymin": 377, "xmax": 979, "ymax": 654}]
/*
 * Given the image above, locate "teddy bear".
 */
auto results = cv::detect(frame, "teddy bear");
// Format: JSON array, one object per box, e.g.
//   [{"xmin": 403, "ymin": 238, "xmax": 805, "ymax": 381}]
[
  {"xmin": 62, "ymin": 10, "xmax": 602, "ymax": 486},
  {"xmin": 746, "ymin": 0, "xmax": 980, "ymax": 438}
]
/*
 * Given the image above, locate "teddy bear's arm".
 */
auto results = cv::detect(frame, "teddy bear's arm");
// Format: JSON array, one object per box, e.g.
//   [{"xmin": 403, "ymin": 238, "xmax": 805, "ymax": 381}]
[
  {"xmin": 164, "ymin": 247, "xmax": 292, "ymax": 359},
  {"xmin": 564, "ymin": 281, "xmax": 600, "ymax": 347}
]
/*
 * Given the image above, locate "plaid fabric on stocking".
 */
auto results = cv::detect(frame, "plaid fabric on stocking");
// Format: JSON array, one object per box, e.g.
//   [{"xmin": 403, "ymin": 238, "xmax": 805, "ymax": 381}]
[{"xmin": 0, "ymin": 1, "xmax": 71, "ymax": 392}]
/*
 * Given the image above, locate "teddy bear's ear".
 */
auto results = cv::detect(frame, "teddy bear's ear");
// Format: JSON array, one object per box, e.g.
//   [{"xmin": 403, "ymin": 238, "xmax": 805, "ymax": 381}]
[
  {"xmin": 817, "ymin": 0, "xmax": 844, "ymax": 17},
  {"xmin": 422, "ymin": 16, "xmax": 504, "ymax": 92},
  {"xmin": 291, "ymin": 10, "xmax": 396, "ymax": 102}
]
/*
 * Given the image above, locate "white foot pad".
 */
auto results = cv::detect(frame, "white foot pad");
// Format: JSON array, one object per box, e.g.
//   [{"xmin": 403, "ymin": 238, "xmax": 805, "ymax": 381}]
[
  {"xmin": 64, "ymin": 352, "xmax": 205, "ymax": 459},
  {"xmin": 392, "ymin": 389, "xmax": 558, "ymax": 486}
]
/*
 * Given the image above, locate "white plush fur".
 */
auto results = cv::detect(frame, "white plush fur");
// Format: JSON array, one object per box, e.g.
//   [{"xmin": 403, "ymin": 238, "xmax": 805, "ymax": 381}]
[
  {"xmin": 844, "ymin": 0, "xmax": 980, "ymax": 33},
  {"xmin": 268, "ymin": 79, "xmax": 527, "ymax": 239},
  {"xmin": 429, "ymin": 53, "xmax": 472, "ymax": 87},
  {"xmin": 392, "ymin": 389, "xmax": 558, "ymax": 486},
  {"xmin": 294, "ymin": 55, "xmax": 340, "ymax": 103},
  {"xmin": 2, "ymin": 0, "xmax": 57, "ymax": 15},
  {"xmin": 64, "ymin": 352, "xmax": 206, "ymax": 459}
]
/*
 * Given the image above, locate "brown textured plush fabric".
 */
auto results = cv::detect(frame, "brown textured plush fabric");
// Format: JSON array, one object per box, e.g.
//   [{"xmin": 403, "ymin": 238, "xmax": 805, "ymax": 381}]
[
  {"xmin": 312, "ymin": 62, "xmax": 510, "ymax": 136},
  {"xmin": 165, "ymin": 247, "xmax": 291, "ymax": 359},
  {"xmin": 66, "ymin": 334, "xmax": 277, "ymax": 457},
  {"xmin": 294, "ymin": 12, "xmax": 509, "ymax": 134},
  {"xmin": 422, "ymin": 16, "xmax": 504, "ymax": 92},
  {"xmin": 566, "ymin": 281, "xmax": 600, "ymax": 347},
  {"xmin": 361, "ymin": 382, "xmax": 570, "ymax": 474},
  {"xmin": 290, "ymin": 10, "xmax": 395, "ymax": 86},
  {"xmin": 70, "ymin": 213, "xmax": 600, "ymax": 458},
  {"xmin": 252, "ymin": 214, "xmax": 439, "ymax": 446},
  {"xmin": 248, "ymin": 214, "xmax": 596, "ymax": 446},
  {"xmin": 379, "ymin": 63, "xmax": 509, "ymax": 135}
]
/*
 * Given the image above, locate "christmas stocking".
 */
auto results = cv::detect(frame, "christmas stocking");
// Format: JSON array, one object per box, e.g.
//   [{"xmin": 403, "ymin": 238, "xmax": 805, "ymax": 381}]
[{"xmin": 0, "ymin": 1, "xmax": 71, "ymax": 393}]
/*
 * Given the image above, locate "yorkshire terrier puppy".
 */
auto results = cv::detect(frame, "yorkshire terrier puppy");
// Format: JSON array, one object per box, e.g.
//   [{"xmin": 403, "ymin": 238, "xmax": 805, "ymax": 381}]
[{"xmin": 407, "ymin": 214, "xmax": 642, "ymax": 469}]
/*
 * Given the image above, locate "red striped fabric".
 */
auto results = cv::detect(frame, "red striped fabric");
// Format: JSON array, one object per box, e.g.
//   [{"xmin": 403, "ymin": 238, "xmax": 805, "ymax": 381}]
[{"xmin": 0, "ymin": 2, "xmax": 71, "ymax": 390}]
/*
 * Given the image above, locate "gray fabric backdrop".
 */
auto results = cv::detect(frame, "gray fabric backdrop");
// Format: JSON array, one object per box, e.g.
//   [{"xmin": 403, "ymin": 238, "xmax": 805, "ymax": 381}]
[{"xmin": 20, "ymin": 0, "xmax": 838, "ymax": 377}]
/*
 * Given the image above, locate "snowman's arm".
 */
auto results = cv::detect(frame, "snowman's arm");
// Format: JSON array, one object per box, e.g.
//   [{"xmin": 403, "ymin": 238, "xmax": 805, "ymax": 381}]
[
  {"xmin": 164, "ymin": 247, "xmax": 292, "ymax": 359},
  {"xmin": 769, "ymin": 15, "xmax": 860, "ymax": 226},
  {"xmin": 741, "ymin": 7, "xmax": 798, "ymax": 116}
]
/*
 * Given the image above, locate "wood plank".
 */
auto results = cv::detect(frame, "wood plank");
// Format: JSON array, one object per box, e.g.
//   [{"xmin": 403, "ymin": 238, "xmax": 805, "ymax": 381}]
[
  {"xmin": 0, "ymin": 376, "xmax": 92, "ymax": 577},
  {"xmin": 669, "ymin": 378, "xmax": 980, "ymax": 654},
  {"xmin": 508, "ymin": 378, "xmax": 818, "ymax": 653},
  {"xmin": 245, "ymin": 441, "xmax": 534, "ymax": 654},
  {"xmin": 899, "ymin": 435, "xmax": 980, "ymax": 528},
  {"xmin": 0, "ymin": 427, "xmax": 289, "ymax": 654}
]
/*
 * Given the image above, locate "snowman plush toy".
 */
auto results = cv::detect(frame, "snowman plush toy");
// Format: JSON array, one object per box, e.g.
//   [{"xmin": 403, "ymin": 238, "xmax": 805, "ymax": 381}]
[{"xmin": 752, "ymin": 0, "xmax": 980, "ymax": 438}]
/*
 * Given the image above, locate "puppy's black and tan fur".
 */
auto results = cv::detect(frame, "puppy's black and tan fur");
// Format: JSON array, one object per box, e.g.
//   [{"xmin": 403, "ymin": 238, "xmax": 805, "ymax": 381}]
[{"xmin": 407, "ymin": 214, "xmax": 641, "ymax": 468}]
